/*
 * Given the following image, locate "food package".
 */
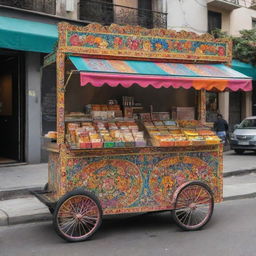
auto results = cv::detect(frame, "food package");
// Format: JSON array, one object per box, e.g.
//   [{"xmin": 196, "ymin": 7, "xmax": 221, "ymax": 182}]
[
  {"xmin": 91, "ymin": 142, "xmax": 103, "ymax": 148},
  {"xmin": 204, "ymin": 136, "xmax": 221, "ymax": 144},
  {"xmin": 79, "ymin": 142, "xmax": 92, "ymax": 148},
  {"xmin": 183, "ymin": 130, "xmax": 199, "ymax": 136},
  {"xmin": 104, "ymin": 141, "xmax": 115, "ymax": 148},
  {"xmin": 45, "ymin": 131, "xmax": 57, "ymax": 139},
  {"xmin": 198, "ymin": 130, "xmax": 215, "ymax": 136}
]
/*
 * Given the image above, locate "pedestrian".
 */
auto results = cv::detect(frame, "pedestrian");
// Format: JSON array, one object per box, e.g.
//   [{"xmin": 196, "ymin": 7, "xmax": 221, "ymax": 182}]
[{"xmin": 214, "ymin": 113, "xmax": 229, "ymax": 143}]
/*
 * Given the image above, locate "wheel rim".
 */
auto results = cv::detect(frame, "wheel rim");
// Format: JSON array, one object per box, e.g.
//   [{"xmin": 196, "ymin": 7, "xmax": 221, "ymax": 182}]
[
  {"xmin": 174, "ymin": 185, "xmax": 213, "ymax": 229},
  {"xmin": 56, "ymin": 195, "xmax": 100, "ymax": 240}
]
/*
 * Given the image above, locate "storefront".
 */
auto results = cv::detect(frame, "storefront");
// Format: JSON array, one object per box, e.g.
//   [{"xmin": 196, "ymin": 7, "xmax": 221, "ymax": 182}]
[
  {"xmin": 0, "ymin": 49, "xmax": 25, "ymax": 163},
  {"xmin": 232, "ymin": 60, "xmax": 256, "ymax": 118},
  {"xmin": 0, "ymin": 15, "xmax": 57, "ymax": 164}
]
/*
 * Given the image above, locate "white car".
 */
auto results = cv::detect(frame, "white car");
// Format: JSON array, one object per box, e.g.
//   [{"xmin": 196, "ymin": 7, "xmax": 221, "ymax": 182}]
[{"xmin": 230, "ymin": 116, "xmax": 256, "ymax": 154}]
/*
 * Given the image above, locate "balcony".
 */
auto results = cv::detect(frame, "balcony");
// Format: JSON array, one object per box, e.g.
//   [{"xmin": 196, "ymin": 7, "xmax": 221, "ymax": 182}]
[
  {"xmin": 250, "ymin": 1, "xmax": 256, "ymax": 10},
  {"xmin": 79, "ymin": 0, "xmax": 167, "ymax": 29},
  {"xmin": 0, "ymin": 0, "xmax": 56, "ymax": 15},
  {"xmin": 207, "ymin": 0, "xmax": 240, "ymax": 11}
]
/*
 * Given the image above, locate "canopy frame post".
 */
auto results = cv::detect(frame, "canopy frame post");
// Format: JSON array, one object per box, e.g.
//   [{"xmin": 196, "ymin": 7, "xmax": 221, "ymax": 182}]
[
  {"xmin": 198, "ymin": 89, "xmax": 206, "ymax": 124},
  {"xmin": 56, "ymin": 51, "xmax": 65, "ymax": 145}
]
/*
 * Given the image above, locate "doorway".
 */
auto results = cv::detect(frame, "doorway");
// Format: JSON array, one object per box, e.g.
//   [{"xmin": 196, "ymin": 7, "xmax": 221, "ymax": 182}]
[
  {"xmin": 0, "ymin": 50, "xmax": 25, "ymax": 164},
  {"xmin": 229, "ymin": 91, "xmax": 242, "ymax": 130}
]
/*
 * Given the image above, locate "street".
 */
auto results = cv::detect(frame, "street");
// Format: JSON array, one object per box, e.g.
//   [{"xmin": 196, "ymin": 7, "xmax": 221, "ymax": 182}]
[{"xmin": 1, "ymin": 198, "xmax": 255, "ymax": 256}]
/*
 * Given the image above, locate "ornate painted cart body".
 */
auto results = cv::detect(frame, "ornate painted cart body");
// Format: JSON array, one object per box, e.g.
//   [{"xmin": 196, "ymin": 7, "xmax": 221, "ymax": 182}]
[
  {"xmin": 34, "ymin": 22, "xmax": 252, "ymax": 242},
  {"xmin": 40, "ymin": 143, "xmax": 223, "ymax": 242}
]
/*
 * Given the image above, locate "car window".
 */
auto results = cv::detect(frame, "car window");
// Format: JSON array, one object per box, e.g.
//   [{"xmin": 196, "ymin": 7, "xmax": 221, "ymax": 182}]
[{"xmin": 239, "ymin": 119, "xmax": 256, "ymax": 128}]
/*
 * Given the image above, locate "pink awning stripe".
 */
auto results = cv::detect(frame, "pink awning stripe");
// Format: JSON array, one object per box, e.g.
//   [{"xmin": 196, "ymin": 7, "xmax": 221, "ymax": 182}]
[{"xmin": 80, "ymin": 72, "xmax": 252, "ymax": 91}]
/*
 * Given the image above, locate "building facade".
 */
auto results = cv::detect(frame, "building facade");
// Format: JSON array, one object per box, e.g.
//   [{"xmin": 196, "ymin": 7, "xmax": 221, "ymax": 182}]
[
  {"xmin": 0, "ymin": 0, "xmax": 166, "ymax": 164},
  {"xmin": 166, "ymin": 0, "xmax": 256, "ymax": 128},
  {"xmin": 0, "ymin": 0, "xmax": 254, "ymax": 164}
]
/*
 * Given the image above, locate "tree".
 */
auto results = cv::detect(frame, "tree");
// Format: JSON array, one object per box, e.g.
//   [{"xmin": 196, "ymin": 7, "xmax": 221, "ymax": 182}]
[{"xmin": 211, "ymin": 28, "xmax": 256, "ymax": 65}]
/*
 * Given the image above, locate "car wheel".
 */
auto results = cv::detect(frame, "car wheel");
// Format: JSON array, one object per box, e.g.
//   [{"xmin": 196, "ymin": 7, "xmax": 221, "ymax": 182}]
[{"xmin": 234, "ymin": 149, "xmax": 244, "ymax": 154}]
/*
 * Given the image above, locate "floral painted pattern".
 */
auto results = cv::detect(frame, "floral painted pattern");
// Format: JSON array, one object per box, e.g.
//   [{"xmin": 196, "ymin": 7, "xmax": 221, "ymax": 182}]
[
  {"xmin": 66, "ymin": 158, "xmax": 142, "ymax": 209},
  {"xmin": 64, "ymin": 149, "xmax": 222, "ymax": 214},
  {"xmin": 68, "ymin": 32, "xmax": 227, "ymax": 56},
  {"xmin": 149, "ymin": 155, "xmax": 217, "ymax": 205}
]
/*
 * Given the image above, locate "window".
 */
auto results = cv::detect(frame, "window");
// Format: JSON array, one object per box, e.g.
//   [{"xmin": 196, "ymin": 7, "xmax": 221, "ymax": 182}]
[
  {"xmin": 208, "ymin": 11, "xmax": 222, "ymax": 33},
  {"xmin": 206, "ymin": 92, "xmax": 218, "ymax": 122},
  {"xmin": 252, "ymin": 19, "xmax": 256, "ymax": 28},
  {"xmin": 138, "ymin": 0, "xmax": 153, "ymax": 28},
  {"xmin": 79, "ymin": 0, "xmax": 114, "ymax": 25}
]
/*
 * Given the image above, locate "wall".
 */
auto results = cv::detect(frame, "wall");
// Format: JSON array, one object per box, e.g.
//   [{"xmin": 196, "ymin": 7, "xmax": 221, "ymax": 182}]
[
  {"xmin": 56, "ymin": 0, "xmax": 79, "ymax": 20},
  {"xmin": 152, "ymin": 0, "xmax": 166, "ymax": 12},
  {"xmin": 26, "ymin": 52, "xmax": 42, "ymax": 163},
  {"xmin": 230, "ymin": 6, "xmax": 256, "ymax": 36},
  {"xmin": 166, "ymin": 0, "xmax": 207, "ymax": 33},
  {"xmin": 114, "ymin": 0, "xmax": 137, "ymax": 7}
]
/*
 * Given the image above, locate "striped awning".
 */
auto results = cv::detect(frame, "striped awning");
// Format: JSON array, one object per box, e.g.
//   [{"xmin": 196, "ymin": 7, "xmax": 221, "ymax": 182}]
[{"xmin": 69, "ymin": 56, "xmax": 252, "ymax": 91}]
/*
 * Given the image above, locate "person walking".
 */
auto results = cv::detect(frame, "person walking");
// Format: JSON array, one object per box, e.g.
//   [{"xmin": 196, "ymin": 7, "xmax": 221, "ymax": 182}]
[{"xmin": 214, "ymin": 114, "xmax": 229, "ymax": 143}]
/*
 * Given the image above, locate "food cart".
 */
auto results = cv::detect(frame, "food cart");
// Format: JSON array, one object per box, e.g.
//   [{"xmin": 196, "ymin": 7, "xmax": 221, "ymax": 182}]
[{"xmin": 35, "ymin": 22, "xmax": 252, "ymax": 242}]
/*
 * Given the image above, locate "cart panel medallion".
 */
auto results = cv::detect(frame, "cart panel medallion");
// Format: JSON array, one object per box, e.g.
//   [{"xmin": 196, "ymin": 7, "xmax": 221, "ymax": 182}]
[
  {"xmin": 149, "ymin": 155, "xmax": 218, "ymax": 205},
  {"xmin": 66, "ymin": 159, "xmax": 143, "ymax": 209}
]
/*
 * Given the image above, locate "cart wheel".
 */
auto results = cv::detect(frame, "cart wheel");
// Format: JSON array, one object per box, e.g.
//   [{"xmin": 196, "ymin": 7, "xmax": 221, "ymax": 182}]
[
  {"xmin": 53, "ymin": 189, "xmax": 102, "ymax": 242},
  {"xmin": 172, "ymin": 181, "xmax": 214, "ymax": 231}
]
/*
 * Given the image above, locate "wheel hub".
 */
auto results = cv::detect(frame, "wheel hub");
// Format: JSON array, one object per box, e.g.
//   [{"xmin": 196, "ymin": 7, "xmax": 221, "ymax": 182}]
[
  {"xmin": 189, "ymin": 202, "xmax": 197, "ymax": 210},
  {"xmin": 75, "ymin": 213, "xmax": 83, "ymax": 221}
]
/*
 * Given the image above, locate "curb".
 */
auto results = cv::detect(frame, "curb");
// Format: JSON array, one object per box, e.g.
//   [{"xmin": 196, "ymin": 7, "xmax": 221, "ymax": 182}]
[
  {"xmin": 0, "ymin": 186, "xmax": 43, "ymax": 201},
  {"xmin": 8, "ymin": 212, "xmax": 51, "ymax": 226},
  {"xmin": 1, "ymin": 193, "xmax": 256, "ymax": 227},
  {"xmin": 0, "ymin": 212, "xmax": 51, "ymax": 227},
  {"xmin": 0, "ymin": 209, "xmax": 8, "ymax": 226},
  {"xmin": 223, "ymin": 192, "xmax": 256, "ymax": 201},
  {"xmin": 223, "ymin": 168, "xmax": 256, "ymax": 178}
]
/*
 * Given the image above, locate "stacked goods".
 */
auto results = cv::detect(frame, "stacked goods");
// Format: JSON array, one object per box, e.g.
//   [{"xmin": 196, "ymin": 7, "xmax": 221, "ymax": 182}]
[
  {"xmin": 151, "ymin": 112, "xmax": 170, "ymax": 121},
  {"xmin": 133, "ymin": 131, "xmax": 146, "ymax": 147},
  {"xmin": 144, "ymin": 120, "xmax": 221, "ymax": 147},
  {"xmin": 151, "ymin": 134, "xmax": 188, "ymax": 147},
  {"xmin": 86, "ymin": 104, "xmax": 122, "ymax": 120},
  {"xmin": 183, "ymin": 130, "xmax": 205, "ymax": 145},
  {"xmin": 66, "ymin": 120, "xmax": 147, "ymax": 149},
  {"xmin": 177, "ymin": 120, "xmax": 200, "ymax": 128},
  {"xmin": 116, "ymin": 121, "xmax": 146, "ymax": 147},
  {"xmin": 163, "ymin": 120, "xmax": 177, "ymax": 127},
  {"xmin": 66, "ymin": 123, "xmax": 80, "ymax": 147},
  {"xmin": 144, "ymin": 120, "xmax": 187, "ymax": 147},
  {"xmin": 139, "ymin": 113, "xmax": 151, "ymax": 121},
  {"xmin": 197, "ymin": 130, "xmax": 220, "ymax": 144}
]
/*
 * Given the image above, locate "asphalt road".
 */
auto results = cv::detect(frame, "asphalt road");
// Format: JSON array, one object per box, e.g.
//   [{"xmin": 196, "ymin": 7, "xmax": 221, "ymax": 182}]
[{"xmin": 1, "ymin": 198, "xmax": 256, "ymax": 256}]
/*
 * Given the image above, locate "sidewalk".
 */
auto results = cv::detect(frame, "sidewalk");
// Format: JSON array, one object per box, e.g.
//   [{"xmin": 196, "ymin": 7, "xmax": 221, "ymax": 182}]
[
  {"xmin": 223, "ymin": 151, "xmax": 256, "ymax": 177},
  {"xmin": 0, "ymin": 164, "xmax": 47, "ymax": 200},
  {"xmin": 0, "ymin": 150, "xmax": 256, "ymax": 226}
]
